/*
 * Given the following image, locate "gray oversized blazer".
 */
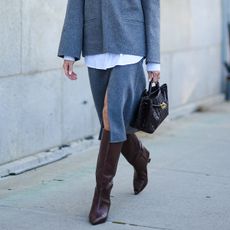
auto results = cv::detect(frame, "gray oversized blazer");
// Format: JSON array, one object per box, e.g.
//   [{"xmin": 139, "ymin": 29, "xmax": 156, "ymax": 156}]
[{"xmin": 58, "ymin": 0, "xmax": 160, "ymax": 64}]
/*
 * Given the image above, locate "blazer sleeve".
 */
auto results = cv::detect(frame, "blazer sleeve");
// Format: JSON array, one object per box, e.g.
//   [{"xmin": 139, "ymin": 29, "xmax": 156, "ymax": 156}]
[
  {"xmin": 57, "ymin": 0, "xmax": 84, "ymax": 61},
  {"xmin": 141, "ymin": 0, "xmax": 160, "ymax": 64}
]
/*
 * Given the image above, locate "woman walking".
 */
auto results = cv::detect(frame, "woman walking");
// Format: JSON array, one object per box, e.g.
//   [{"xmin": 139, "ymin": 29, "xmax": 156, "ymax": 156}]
[{"xmin": 58, "ymin": 0, "xmax": 160, "ymax": 225}]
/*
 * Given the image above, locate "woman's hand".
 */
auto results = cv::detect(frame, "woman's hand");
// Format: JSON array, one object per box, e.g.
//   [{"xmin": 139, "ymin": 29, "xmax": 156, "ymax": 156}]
[
  {"xmin": 63, "ymin": 60, "xmax": 78, "ymax": 80},
  {"xmin": 148, "ymin": 71, "xmax": 160, "ymax": 83}
]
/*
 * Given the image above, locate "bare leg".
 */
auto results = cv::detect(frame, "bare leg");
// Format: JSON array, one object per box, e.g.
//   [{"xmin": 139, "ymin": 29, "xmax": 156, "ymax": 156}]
[{"xmin": 102, "ymin": 89, "xmax": 110, "ymax": 131}]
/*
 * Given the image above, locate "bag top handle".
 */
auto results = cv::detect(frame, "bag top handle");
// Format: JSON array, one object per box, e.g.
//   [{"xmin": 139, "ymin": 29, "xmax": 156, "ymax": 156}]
[{"xmin": 148, "ymin": 79, "xmax": 160, "ymax": 94}]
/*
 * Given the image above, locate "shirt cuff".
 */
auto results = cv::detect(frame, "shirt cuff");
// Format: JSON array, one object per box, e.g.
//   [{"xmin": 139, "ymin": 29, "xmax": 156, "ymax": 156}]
[
  {"xmin": 146, "ymin": 63, "xmax": 160, "ymax": 72},
  {"xmin": 64, "ymin": 56, "xmax": 75, "ymax": 62}
]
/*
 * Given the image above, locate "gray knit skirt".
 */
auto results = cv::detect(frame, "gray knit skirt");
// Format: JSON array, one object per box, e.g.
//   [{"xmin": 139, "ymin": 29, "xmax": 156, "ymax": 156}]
[{"xmin": 87, "ymin": 58, "xmax": 147, "ymax": 143}]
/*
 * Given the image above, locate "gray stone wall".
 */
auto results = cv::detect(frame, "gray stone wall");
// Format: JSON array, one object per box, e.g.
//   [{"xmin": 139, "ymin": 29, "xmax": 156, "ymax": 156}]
[
  {"xmin": 0, "ymin": 0, "xmax": 98, "ymax": 165},
  {"xmin": 161, "ymin": 0, "xmax": 223, "ymax": 111},
  {"xmin": 0, "ymin": 0, "xmax": 224, "ymax": 165}
]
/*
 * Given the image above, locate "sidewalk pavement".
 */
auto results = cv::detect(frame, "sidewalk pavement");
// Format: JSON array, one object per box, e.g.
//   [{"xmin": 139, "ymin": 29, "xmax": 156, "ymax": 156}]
[{"xmin": 0, "ymin": 102, "xmax": 230, "ymax": 230}]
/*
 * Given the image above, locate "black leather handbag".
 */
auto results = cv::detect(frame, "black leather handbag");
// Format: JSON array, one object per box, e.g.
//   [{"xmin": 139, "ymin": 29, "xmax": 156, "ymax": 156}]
[{"xmin": 130, "ymin": 80, "xmax": 169, "ymax": 134}]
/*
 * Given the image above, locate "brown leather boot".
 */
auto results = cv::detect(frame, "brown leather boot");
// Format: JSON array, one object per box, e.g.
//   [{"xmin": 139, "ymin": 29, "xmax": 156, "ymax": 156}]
[
  {"xmin": 89, "ymin": 129, "xmax": 123, "ymax": 225},
  {"xmin": 121, "ymin": 133, "xmax": 151, "ymax": 195}
]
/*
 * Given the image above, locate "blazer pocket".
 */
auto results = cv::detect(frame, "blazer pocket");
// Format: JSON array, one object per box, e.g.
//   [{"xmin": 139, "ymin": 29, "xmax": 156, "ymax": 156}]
[{"xmin": 84, "ymin": 0, "xmax": 100, "ymax": 22}]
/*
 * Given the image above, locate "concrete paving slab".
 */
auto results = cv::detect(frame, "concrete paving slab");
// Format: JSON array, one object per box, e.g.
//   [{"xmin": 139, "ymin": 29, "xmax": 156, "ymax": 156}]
[
  {"xmin": 0, "ymin": 206, "xmax": 152, "ymax": 230},
  {"xmin": 0, "ymin": 102, "xmax": 230, "ymax": 230}
]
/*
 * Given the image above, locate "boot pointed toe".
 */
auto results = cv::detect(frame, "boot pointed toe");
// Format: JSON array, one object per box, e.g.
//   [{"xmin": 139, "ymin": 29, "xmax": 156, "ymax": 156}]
[
  {"xmin": 134, "ymin": 179, "xmax": 148, "ymax": 195},
  {"xmin": 89, "ymin": 213, "xmax": 108, "ymax": 225}
]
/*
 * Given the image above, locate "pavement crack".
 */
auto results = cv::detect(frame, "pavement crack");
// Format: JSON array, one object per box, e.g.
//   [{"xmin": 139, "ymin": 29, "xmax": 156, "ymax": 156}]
[{"xmin": 111, "ymin": 220, "xmax": 174, "ymax": 230}]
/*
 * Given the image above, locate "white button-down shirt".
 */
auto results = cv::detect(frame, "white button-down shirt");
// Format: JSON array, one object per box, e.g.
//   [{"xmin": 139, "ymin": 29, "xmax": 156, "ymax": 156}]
[{"xmin": 64, "ymin": 54, "xmax": 160, "ymax": 72}]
